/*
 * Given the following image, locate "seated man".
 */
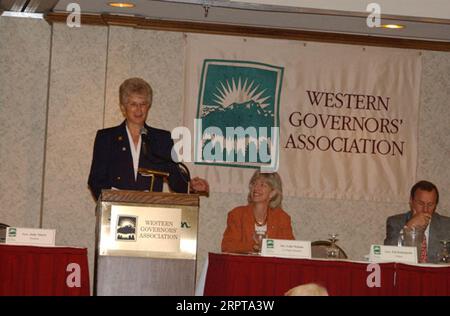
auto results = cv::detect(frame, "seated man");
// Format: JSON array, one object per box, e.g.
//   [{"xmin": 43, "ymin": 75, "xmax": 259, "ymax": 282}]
[{"xmin": 384, "ymin": 180, "xmax": 450, "ymax": 263}]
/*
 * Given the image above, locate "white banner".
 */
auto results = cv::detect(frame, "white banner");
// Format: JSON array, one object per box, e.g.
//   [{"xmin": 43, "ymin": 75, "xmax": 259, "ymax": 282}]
[{"xmin": 182, "ymin": 34, "xmax": 421, "ymax": 202}]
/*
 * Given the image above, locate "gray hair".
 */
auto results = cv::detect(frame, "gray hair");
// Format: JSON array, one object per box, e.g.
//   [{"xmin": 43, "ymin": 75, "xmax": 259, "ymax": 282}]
[
  {"xmin": 247, "ymin": 170, "xmax": 283, "ymax": 209},
  {"xmin": 119, "ymin": 77, "xmax": 153, "ymax": 106}
]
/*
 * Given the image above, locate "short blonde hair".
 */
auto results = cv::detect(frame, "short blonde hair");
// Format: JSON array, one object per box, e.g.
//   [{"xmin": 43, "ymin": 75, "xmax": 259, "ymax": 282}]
[
  {"xmin": 285, "ymin": 283, "xmax": 329, "ymax": 296},
  {"xmin": 247, "ymin": 170, "xmax": 283, "ymax": 209},
  {"xmin": 119, "ymin": 77, "xmax": 153, "ymax": 106}
]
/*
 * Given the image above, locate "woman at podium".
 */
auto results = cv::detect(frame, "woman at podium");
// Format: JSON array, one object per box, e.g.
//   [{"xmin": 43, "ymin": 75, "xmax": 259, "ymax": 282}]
[
  {"xmin": 87, "ymin": 77, "xmax": 208, "ymax": 201},
  {"xmin": 221, "ymin": 170, "xmax": 295, "ymax": 254}
]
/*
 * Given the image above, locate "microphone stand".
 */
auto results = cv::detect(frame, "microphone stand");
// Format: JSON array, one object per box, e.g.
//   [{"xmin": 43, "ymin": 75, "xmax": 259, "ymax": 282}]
[
  {"xmin": 140, "ymin": 127, "xmax": 192, "ymax": 193},
  {"xmin": 176, "ymin": 162, "xmax": 192, "ymax": 194}
]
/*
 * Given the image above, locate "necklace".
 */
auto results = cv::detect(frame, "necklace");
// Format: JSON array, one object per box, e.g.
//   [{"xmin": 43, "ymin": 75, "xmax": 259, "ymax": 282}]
[{"xmin": 254, "ymin": 213, "xmax": 267, "ymax": 226}]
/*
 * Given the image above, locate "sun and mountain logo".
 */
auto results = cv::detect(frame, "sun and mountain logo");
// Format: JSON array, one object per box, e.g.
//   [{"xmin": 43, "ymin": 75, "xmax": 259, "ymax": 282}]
[
  {"xmin": 195, "ymin": 59, "xmax": 283, "ymax": 168},
  {"xmin": 115, "ymin": 216, "xmax": 137, "ymax": 241}
]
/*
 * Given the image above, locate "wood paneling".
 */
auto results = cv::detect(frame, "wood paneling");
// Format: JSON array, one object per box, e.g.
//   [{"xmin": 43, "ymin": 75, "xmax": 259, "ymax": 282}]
[
  {"xmin": 101, "ymin": 190, "xmax": 199, "ymax": 207},
  {"xmin": 46, "ymin": 12, "xmax": 450, "ymax": 52}
]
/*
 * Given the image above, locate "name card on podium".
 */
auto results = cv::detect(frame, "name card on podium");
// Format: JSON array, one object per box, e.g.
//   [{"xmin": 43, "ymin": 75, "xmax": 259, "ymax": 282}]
[
  {"xmin": 261, "ymin": 239, "xmax": 311, "ymax": 259},
  {"xmin": 369, "ymin": 244, "xmax": 417, "ymax": 264},
  {"xmin": 6, "ymin": 227, "xmax": 56, "ymax": 246}
]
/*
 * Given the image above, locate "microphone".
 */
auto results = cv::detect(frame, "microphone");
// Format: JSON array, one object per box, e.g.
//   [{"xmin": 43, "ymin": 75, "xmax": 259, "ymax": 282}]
[{"xmin": 140, "ymin": 127, "xmax": 149, "ymax": 158}]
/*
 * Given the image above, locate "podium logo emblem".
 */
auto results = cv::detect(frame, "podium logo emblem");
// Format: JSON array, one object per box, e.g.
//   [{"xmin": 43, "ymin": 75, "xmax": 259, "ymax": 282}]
[
  {"xmin": 115, "ymin": 216, "xmax": 137, "ymax": 241},
  {"xmin": 196, "ymin": 59, "xmax": 283, "ymax": 168}
]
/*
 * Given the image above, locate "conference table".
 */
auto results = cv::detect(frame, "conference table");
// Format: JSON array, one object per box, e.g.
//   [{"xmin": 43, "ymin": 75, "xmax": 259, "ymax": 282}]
[
  {"xmin": 0, "ymin": 244, "xmax": 90, "ymax": 296},
  {"xmin": 204, "ymin": 253, "xmax": 450, "ymax": 296}
]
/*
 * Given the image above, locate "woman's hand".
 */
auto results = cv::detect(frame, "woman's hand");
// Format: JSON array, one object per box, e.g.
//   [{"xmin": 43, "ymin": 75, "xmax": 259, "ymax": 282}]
[{"xmin": 190, "ymin": 177, "xmax": 209, "ymax": 195}]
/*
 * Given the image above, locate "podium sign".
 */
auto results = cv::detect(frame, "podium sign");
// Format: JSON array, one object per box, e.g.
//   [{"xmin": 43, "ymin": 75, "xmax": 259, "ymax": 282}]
[
  {"xmin": 98, "ymin": 203, "xmax": 197, "ymax": 259},
  {"xmin": 109, "ymin": 205, "xmax": 181, "ymax": 253},
  {"xmin": 95, "ymin": 190, "xmax": 200, "ymax": 295}
]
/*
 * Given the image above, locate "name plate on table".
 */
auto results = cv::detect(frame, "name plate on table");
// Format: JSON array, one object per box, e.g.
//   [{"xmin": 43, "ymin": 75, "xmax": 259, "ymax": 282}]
[
  {"xmin": 261, "ymin": 239, "xmax": 311, "ymax": 259},
  {"xmin": 6, "ymin": 227, "xmax": 56, "ymax": 246},
  {"xmin": 369, "ymin": 244, "xmax": 417, "ymax": 264}
]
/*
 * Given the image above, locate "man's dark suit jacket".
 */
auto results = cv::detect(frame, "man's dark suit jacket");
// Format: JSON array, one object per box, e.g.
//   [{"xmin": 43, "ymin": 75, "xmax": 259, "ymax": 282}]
[
  {"xmin": 384, "ymin": 211, "xmax": 450, "ymax": 263},
  {"xmin": 88, "ymin": 121, "xmax": 188, "ymax": 200}
]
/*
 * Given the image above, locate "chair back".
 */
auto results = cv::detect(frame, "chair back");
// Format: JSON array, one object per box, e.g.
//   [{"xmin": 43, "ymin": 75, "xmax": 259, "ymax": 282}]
[
  {"xmin": 0, "ymin": 223, "xmax": 10, "ymax": 243},
  {"xmin": 311, "ymin": 240, "xmax": 348, "ymax": 259}
]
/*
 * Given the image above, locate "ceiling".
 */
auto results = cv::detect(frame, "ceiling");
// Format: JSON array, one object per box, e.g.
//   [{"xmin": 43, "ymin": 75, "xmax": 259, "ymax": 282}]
[
  {"xmin": 0, "ymin": 0, "xmax": 58, "ymax": 14},
  {"xmin": 1, "ymin": 0, "xmax": 450, "ymax": 42},
  {"xmin": 231, "ymin": 0, "xmax": 450, "ymax": 20}
]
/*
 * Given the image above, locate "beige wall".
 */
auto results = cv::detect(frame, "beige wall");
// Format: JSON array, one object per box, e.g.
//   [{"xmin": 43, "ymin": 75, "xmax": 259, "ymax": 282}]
[
  {"xmin": 1, "ymin": 16, "xmax": 449, "ymax": 290},
  {"xmin": 0, "ymin": 17, "xmax": 51, "ymax": 228},
  {"xmin": 41, "ymin": 23, "xmax": 108, "ymax": 288}
]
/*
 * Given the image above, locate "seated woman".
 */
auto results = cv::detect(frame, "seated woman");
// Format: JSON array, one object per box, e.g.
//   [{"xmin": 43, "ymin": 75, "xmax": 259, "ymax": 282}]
[{"xmin": 221, "ymin": 170, "xmax": 295, "ymax": 254}]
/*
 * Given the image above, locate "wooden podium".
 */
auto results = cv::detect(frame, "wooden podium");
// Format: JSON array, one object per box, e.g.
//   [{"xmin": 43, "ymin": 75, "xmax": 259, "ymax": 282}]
[{"xmin": 94, "ymin": 190, "xmax": 199, "ymax": 296}]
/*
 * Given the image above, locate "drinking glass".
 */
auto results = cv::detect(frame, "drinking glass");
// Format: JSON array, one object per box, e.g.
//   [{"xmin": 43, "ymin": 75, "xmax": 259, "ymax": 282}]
[
  {"xmin": 437, "ymin": 240, "xmax": 450, "ymax": 264},
  {"xmin": 326, "ymin": 233, "xmax": 340, "ymax": 259},
  {"xmin": 399, "ymin": 226, "xmax": 425, "ymax": 262},
  {"xmin": 255, "ymin": 231, "xmax": 266, "ymax": 254}
]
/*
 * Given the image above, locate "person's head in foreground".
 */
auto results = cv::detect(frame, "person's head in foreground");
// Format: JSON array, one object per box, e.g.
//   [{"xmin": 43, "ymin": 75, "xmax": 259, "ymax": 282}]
[{"xmin": 284, "ymin": 283, "xmax": 329, "ymax": 296}]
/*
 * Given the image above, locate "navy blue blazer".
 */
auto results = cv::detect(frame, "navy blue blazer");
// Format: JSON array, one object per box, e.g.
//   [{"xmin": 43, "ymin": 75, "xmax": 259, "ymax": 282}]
[{"xmin": 88, "ymin": 121, "xmax": 188, "ymax": 200}]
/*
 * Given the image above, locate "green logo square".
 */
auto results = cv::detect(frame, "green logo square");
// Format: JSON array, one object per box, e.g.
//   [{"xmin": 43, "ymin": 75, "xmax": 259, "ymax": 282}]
[
  {"xmin": 196, "ymin": 59, "xmax": 283, "ymax": 168},
  {"xmin": 373, "ymin": 245, "xmax": 381, "ymax": 255},
  {"xmin": 8, "ymin": 228, "xmax": 17, "ymax": 237}
]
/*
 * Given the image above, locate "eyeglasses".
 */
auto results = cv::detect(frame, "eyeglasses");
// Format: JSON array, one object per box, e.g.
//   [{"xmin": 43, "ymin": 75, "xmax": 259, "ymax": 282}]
[
  {"xmin": 413, "ymin": 199, "xmax": 436, "ymax": 209},
  {"xmin": 125, "ymin": 102, "xmax": 150, "ymax": 108}
]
